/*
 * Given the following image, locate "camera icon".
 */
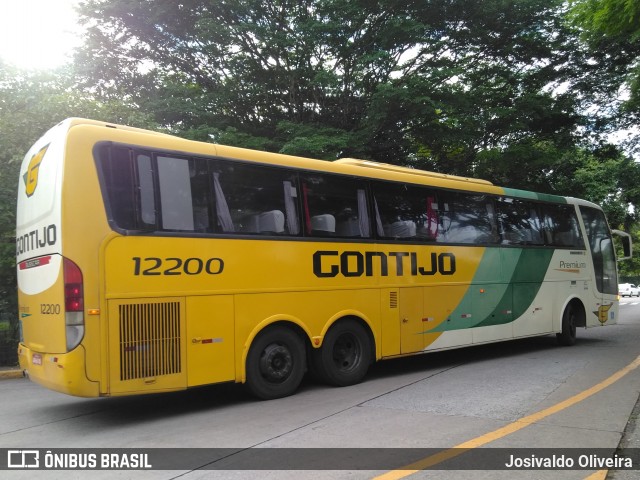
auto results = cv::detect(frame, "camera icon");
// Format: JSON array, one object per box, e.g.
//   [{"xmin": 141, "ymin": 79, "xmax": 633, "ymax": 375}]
[{"xmin": 7, "ymin": 450, "xmax": 40, "ymax": 468}]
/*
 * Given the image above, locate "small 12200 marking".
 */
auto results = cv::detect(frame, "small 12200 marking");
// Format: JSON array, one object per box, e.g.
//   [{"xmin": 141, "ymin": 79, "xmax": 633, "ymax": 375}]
[
  {"xmin": 41, "ymin": 304, "xmax": 61, "ymax": 314},
  {"xmin": 132, "ymin": 257, "xmax": 224, "ymax": 276}
]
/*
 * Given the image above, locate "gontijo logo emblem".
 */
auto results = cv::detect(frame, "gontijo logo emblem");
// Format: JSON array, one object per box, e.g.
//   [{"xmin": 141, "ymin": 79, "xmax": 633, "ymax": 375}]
[{"xmin": 23, "ymin": 144, "xmax": 49, "ymax": 197}]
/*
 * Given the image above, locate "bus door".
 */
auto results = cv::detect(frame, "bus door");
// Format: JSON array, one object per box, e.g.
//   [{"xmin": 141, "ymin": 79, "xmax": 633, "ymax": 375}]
[{"xmin": 579, "ymin": 206, "xmax": 620, "ymax": 325}]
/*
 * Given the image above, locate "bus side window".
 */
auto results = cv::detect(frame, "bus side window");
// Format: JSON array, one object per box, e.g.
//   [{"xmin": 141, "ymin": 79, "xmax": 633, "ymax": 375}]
[
  {"xmin": 438, "ymin": 192, "xmax": 498, "ymax": 244},
  {"xmin": 136, "ymin": 154, "xmax": 157, "ymax": 228},
  {"xmin": 212, "ymin": 162, "xmax": 300, "ymax": 236},
  {"xmin": 97, "ymin": 145, "xmax": 148, "ymax": 231},
  {"xmin": 497, "ymin": 198, "xmax": 543, "ymax": 246},
  {"xmin": 372, "ymin": 182, "xmax": 436, "ymax": 241},
  {"xmin": 301, "ymin": 173, "xmax": 370, "ymax": 238},
  {"xmin": 542, "ymin": 204, "xmax": 585, "ymax": 248},
  {"xmin": 157, "ymin": 155, "xmax": 195, "ymax": 231},
  {"xmin": 189, "ymin": 157, "xmax": 213, "ymax": 233}
]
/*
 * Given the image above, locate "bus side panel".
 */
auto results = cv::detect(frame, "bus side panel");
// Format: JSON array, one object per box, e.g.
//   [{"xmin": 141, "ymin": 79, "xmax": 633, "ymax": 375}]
[
  {"xmin": 512, "ymin": 282, "xmax": 554, "ymax": 337},
  {"xmin": 422, "ymin": 285, "xmax": 473, "ymax": 350},
  {"xmin": 470, "ymin": 283, "xmax": 514, "ymax": 344},
  {"xmin": 380, "ymin": 288, "xmax": 401, "ymax": 357},
  {"xmin": 186, "ymin": 295, "xmax": 235, "ymax": 386}
]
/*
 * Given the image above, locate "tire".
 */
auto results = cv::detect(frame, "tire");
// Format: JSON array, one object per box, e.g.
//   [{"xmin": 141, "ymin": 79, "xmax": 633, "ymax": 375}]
[
  {"xmin": 312, "ymin": 319, "xmax": 372, "ymax": 387},
  {"xmin": 556, "ymin": 303, "xmax": 577, "ymax": 346},
  {"xmin": 245, "ymin": 326, "xmax": 306, "ymax": 400}
]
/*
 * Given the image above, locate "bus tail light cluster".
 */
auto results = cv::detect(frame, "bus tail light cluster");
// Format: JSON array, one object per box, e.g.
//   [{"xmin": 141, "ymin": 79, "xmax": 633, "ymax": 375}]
[{"xmin": 63, "ymin": 258, "xmax": 84, "ymax": 351}]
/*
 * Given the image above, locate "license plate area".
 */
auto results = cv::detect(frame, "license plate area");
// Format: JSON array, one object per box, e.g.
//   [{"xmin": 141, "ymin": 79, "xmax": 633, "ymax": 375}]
[{"xmin": 32, "ymin": 353, "xmax": 42, "ymax": 366}]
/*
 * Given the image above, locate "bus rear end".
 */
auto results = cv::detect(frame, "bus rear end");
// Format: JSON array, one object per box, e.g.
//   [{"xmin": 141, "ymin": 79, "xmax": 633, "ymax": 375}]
[{"xmin": 16, "ymin": 120, "xmax": 99, "ymax": 397}]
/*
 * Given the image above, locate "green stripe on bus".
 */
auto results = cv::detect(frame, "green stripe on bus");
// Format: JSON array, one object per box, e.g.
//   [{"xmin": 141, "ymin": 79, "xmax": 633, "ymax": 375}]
[
  {"xmin": 476, "ymin": 248, "xmax": 555, "ymax": 327},
  {"xmin": 502, "ymin": 188, "xmax": 567, "ymax": 204},
  {"xmin": 423, "ymin": 248, "xmax": 555, "ymax": 332}
]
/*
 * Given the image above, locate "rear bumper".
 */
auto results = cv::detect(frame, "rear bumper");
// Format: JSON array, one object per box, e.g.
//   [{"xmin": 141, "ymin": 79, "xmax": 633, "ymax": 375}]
[{"xmin": 18, "ymin": 343, "xmax": 100, "ymax": 397}]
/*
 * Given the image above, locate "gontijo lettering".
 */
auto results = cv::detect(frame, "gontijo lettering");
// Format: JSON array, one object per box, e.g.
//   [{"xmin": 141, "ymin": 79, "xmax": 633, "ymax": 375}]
[
  {"xmin": 16, "ymin": 224, "xmax": 57, "ymax": 256},
  {"xmin": 313, "ymin": 250, "xmax": 456, "ymax": 278}
]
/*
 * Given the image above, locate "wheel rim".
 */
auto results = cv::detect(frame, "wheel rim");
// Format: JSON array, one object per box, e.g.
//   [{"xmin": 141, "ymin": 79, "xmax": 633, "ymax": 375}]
[
  {"xmin": 259, "ymin": 343, "xmax": 293, "ymax": 384},
  {"xmin": 332, "ymin": 332, "xmax": 361, "ymax": 373}
]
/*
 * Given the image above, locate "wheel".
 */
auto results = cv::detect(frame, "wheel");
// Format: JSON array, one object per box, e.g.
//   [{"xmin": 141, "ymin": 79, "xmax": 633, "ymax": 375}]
[
  {"xmin": 245, "ymin": 326, "xmax": 306, "ymax": 400},
  {"xmin": 556, "ymin": 303, "xmax": 577, "ymax": 346},
  {"xmin": 312, "ymin": 319, "xmax": 372, "ymax": 387}
]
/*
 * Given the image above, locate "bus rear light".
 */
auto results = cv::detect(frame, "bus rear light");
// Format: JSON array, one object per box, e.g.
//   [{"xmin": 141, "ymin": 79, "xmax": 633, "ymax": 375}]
[
  {"xmin": 64, "ymin": 259, "xmax": 84, "ymax": 312},
  {"xmin": 63, "ymin": 258, "xmax": 85, "ymax": 351}
]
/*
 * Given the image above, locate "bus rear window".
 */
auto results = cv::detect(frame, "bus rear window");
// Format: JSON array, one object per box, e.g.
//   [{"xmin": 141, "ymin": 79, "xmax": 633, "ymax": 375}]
[
  {"xmin": 97, "ymin": 145, "xmax": 202, "ymax": 232},
  {"xmin": 96, "ymin": 145, "xmax": 143, "ymax": 230}
]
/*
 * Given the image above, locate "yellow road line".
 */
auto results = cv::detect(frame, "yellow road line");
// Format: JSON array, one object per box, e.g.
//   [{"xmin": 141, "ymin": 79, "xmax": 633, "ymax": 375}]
[
  {"xmin": 583, "ymin": 470, "xmax": 607, "ymax": 480},
  {"xmin": 374, "ymin": 355, "xmax": 640, "ymax": 479}
]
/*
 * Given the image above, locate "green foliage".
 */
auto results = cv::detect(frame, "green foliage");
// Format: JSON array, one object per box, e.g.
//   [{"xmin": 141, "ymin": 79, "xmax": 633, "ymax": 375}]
[
  {"xmin": 571, "ymin": 0, "xmax": 640, "ymax": 41},
  {"xmin": 0, "ymin": 62, "xmax": 160, "ymax": 363},
  {"xmin": 75, "ymin": 0, "xmax": 604, "ymax": 172},
  {"xmin": 570, "ymin": 0, "xmax": 640, "ymax": 151},
  {"xmin": 617, "ymin": 225, "xmax": 640, "ymax": 283},
  {"xmin": 563, "ymin": 146, "xmax": 640, "ymax": 231},
  {"xmin": 277, "ymin": 122, "xmax": 352, "ymax": 160}
]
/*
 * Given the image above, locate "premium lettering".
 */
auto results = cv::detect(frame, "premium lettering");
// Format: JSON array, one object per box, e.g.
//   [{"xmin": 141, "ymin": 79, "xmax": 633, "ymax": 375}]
[
  {"xmin": 313, "ymin": 250, "xmax": 456, "ymax": 278},
  {"xmin": 559, "ymin": 260, "xmax": 587, "ymax": 269}
]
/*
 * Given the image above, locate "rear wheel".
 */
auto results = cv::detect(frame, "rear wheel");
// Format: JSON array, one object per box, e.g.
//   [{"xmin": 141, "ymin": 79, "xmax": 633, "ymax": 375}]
[
  {"xmin": 245, "ymin": 326, "xmax": 306, "ymax": 400},
  {"xmin": 312, "ymin": 319, "xmax": 372, "ymax": 387},
  {"xmin": 556, "ymin": 303, "xmax": 577, "ymax": 346}
]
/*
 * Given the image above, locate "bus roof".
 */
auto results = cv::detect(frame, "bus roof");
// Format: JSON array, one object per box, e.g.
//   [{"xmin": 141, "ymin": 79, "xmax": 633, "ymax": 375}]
[
  {"xmin": 62, "ymin": 118, "xmax": 583, "ymax": 204},
  {"xmin": 334, "ymin": 158, "xmax": 494, "ymax": 186}
]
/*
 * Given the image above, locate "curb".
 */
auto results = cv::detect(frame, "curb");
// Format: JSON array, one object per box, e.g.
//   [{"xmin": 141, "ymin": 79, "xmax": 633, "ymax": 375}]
[{"xmin": 0, "ymin": 369, "xmax": 24, "ymax": 380}]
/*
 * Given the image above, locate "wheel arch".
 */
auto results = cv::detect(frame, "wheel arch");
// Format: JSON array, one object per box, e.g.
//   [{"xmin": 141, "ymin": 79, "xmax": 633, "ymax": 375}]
[
  {"xmin": 559, "ymin": 297, "xmax": 587, "ymax": 330},
  {"xmin": 240, "ymin": 315, "xmax": 312, "ymax": 384},
  {"xmin": 320, "ymin": 312, "xmax": 377, "ymax": 363}
]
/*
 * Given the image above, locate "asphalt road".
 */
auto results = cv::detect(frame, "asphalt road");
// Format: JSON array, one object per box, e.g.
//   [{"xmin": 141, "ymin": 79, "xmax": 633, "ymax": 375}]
[{"xmin": 1, "ymin": 299, "xmax": 640, "ymax": 479}]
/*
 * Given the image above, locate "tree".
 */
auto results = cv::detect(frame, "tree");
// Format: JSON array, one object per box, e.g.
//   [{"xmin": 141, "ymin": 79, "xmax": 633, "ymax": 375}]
[
  {"xmin": 75, "ymin": 0, "xmax": 611, "ymax": 182},
  {"xmin": 0, "ymin": 61, "xmax": 159, "ymax": 364},
  {"xmin": 570, "ymin": 0, "xmax": 640, "ymax": 152}
]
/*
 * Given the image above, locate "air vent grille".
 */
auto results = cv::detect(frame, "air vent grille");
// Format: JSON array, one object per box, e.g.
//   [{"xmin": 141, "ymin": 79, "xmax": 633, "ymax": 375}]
[
  {"xmin": 389, "ymin": 291, "xmax": 398, "ymax": 309},
  {"xmin": 119, "ymin": 301, "xmax": 181, "ymax": 381}
]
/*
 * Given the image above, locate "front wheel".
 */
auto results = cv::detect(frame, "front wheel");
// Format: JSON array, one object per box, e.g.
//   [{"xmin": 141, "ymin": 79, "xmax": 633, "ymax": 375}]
[
  {"xmin": 556, "ymin": 303, "xmax": 577, "ymax": 346},
  {"xmin": 312, "ymin": 319, "xmax": 372, "ymax": 387},
  {"xmin": 245, "ymin": 326, "xmax": 306, "ymax": 400}
]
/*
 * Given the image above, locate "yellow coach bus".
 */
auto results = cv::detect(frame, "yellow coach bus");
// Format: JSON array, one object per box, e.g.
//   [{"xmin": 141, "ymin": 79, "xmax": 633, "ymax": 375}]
[{"xmin": 16, "ymin": 118, "xmax": 631, "ymax": 400}]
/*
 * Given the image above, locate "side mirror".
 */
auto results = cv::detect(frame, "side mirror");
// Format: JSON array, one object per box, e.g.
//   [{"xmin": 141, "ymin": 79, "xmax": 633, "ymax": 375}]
[{"xmin": 612, "ymin": 230, "xmax": 632, "ymax": 261}]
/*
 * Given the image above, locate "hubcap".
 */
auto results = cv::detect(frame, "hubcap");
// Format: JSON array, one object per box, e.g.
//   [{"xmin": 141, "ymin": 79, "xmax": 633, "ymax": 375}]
[
  {"xmin": 333, "ymin": 333, "xmax": 360, "ymax": 372},
  {"xmin": 259, "ymin": 343, "xmax": 293, "ymax": 383}
]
